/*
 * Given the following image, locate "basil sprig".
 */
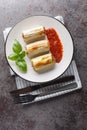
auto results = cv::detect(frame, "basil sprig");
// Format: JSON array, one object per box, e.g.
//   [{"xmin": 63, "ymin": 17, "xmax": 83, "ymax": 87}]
[{"xmin": 8, "ymin": 39, "xmax": 27, "ymax": 73}]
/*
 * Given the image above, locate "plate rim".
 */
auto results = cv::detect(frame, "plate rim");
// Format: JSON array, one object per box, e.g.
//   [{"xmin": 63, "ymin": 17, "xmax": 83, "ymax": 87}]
[{"xmin": 4, "ymin": 15, "xmax": 74, "ymax": 83}]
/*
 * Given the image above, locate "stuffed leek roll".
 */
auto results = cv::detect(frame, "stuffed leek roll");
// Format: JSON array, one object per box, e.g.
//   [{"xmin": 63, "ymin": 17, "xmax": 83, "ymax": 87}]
[
  {"xmin": 26, "ymin": 40, "xmax": 50, "ymax": 58},
  {"xmin": 31, "ymin": 53, "xmax": 55, "ymax": 71},
  {"xmin": 22, "ymin": 26, "xmax": 45, "ymax": 43}
]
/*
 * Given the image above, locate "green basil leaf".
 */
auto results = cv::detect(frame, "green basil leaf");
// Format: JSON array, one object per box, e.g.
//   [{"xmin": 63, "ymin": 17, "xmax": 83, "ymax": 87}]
[
  {"xmin": 12, "ymin": 39, "xmax": 22, "ymax": 54},
  {"xmin": 8, "ymin": 53, "xmax": 18, "ymax": 61},
  {"xmin": 18, "ymin": 51, "xmax": 25, "ymax": 59},
  {"xmin": 16, "ymin": 59, "xmax": 27, "ymax": 73}
]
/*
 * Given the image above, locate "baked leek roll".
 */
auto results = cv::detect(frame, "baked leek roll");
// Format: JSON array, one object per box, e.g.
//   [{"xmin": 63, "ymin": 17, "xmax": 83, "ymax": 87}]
[
  {"xmin": 31, "ymin": 53, "xmax": 55, "ymax": 71},
  {"xmin": 26, "ymin": 40, "xmax": 50, "ymax": 58},
  {"xmin": 22, "ymin": 26, "xmax": 45, "ymax": 43}
]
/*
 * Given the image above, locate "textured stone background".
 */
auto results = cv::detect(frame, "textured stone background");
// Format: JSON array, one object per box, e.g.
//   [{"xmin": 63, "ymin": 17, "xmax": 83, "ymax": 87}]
[{"xmin": 0, "ymin": 0, "xmax": 87, "ymax": 130}]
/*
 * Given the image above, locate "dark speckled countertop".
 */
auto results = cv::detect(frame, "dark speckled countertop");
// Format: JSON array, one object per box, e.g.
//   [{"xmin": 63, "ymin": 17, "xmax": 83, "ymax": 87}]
[{"xmin": 0, "ymin": 0, "xmax": 87, "ymax": 130}]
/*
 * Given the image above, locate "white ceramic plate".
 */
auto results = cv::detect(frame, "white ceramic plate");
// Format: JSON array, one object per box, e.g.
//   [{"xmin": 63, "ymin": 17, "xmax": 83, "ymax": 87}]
[{"xmin": 5, "ymin": 15, "xmax": 73, "ymax": 83}]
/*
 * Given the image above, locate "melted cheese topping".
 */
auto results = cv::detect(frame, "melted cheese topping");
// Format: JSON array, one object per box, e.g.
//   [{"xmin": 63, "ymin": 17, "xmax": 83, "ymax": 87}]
[
  {"xmin": 26, "ymin": 40, "xmax": 49, "ymax": 54},
  {"xmin": 31, "ymin": 53, "xmax": 55, "ymax": 71},
  {"xmin": 22, "ymin": 26, "xmax": 45, "ymax": 43}
]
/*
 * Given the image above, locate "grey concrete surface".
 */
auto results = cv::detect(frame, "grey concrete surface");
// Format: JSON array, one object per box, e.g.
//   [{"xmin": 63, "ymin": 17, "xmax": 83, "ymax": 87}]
[{"xmin": 0, "ymin": 0, "xmax": 87, "ymax": 130}]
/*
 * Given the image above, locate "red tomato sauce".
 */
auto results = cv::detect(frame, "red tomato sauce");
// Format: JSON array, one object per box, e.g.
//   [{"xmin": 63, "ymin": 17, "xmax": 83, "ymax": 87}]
[{"xmin": 45, "ymin": 28, "xmax": 63, "ymax": 63}]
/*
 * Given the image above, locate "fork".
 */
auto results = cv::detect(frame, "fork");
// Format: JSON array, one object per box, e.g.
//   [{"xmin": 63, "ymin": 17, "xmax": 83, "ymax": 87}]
[{"xmin": 12, "ymin": 82, "xmax": 77, "ymax": 104}]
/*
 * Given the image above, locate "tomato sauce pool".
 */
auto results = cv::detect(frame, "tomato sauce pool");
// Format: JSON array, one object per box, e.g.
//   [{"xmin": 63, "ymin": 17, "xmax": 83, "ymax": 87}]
[{"xmin": 45, "ymin": 28, "xmax": 63, "ymax": 63}]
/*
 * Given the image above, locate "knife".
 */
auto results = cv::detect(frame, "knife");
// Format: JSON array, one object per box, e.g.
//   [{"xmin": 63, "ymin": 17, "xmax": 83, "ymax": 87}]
[{"xmin": 10, "ymin": 75, "xmax": 75, "ymax": 96}]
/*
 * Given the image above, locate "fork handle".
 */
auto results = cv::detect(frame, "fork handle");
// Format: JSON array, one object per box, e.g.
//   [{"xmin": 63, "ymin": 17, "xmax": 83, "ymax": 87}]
[
  {"xmin": 38, "ymin": 82, "xmax": 77, "ymax": 97},
  {"xmin": 10, "ymin": 75, "xmax": 75, "ymax": 95}
]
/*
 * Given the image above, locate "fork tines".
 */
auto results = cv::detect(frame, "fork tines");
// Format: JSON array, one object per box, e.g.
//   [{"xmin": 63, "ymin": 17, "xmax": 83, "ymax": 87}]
[{"xmin": 12, "ymin": 94, "xmax": 38, "ymax": 104}]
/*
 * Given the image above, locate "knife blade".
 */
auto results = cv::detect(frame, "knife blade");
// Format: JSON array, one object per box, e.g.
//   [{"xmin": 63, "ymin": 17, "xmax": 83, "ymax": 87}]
[{"xmin": 10, "ymin": 75, "xmax": 75, "ymax": 96}]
